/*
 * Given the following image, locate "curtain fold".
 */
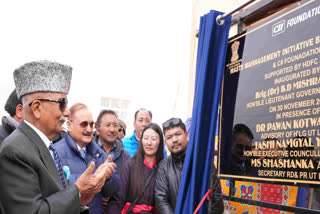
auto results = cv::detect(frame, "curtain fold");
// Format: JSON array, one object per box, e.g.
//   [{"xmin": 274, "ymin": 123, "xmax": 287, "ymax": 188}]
[{"xmin": 175, "ymin": 10, "xmax": 231, "ymax": 214}]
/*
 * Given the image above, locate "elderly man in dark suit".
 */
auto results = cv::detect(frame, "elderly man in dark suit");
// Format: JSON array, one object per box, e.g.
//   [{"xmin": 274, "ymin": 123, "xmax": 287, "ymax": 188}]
[{"xmin": 0, "ymin": 60, "xmax": 116, "ymax": 214}]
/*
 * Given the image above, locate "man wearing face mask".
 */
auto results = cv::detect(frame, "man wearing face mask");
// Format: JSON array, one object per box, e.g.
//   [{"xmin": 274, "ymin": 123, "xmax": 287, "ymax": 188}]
[
  {"xmin": 54, "ymin": 103, "xmax": 120, "ymax": 214},
  {"xmin": 155, "ymin": 118, "xmax": 223, "ymax": 214}
]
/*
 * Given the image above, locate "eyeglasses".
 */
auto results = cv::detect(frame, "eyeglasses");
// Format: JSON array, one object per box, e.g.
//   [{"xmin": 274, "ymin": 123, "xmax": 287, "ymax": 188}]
[
  {"xmin": 28, "ymin": 98, "xmax": 68, "ymax": 112},
  {"xmin": 162, "ymin": 118, "xmax": 182, "ymax": 130},
  {"xmin": 118, "ymin": 126, "xmax": 126, "ymax": 135},
  {"xmin": 70, "ymin": 120, "xmax": 95, "ymax": 129}
]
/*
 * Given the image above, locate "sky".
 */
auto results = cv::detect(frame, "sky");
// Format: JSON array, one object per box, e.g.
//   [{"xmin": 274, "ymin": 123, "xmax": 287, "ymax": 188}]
[{"xmin": 0, "ymin": 0, "xmax": 193, "ymax": 135}]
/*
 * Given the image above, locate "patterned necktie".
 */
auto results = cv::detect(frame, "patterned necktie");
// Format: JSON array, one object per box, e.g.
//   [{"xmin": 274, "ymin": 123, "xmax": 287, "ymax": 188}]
[
  {"xmin": 79, "ymin": 148, "xmax": 87, "ymax": 162},
  {"xmin": 49, "ymin": 144, "xmax": 67, "ymax": 188},
  {"xmin": 79, "ymin": 148, "xmax": 85, "ymax": 159}
]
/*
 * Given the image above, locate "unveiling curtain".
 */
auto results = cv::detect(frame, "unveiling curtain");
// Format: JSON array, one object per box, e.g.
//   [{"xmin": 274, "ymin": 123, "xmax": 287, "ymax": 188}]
[{"xmin": 175, "ymin": 10, "xmax": 231, "ymax": 214}]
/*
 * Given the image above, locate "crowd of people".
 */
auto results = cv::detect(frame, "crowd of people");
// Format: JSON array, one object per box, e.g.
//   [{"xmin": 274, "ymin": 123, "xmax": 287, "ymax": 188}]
[{"xmin": 0, "ymin": 60, "xmax": 223, "ymax": 214}]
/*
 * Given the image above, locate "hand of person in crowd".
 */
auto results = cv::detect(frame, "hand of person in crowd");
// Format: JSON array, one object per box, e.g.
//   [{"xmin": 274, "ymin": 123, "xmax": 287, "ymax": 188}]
[
  {"xmin": 75, "ymin": 155, "xmax": 116, "ymax": 204},
  {"xmin": 95, "ymin": 155, "xmax": 116, "ymax": 181}
]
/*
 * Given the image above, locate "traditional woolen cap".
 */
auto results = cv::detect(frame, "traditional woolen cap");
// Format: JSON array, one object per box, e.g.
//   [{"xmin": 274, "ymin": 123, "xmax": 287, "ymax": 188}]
[
  {"xmin": 4, "ymin": 89, "xmax": 22, "ymax": 116},
  {"xmin": 13, "ymin": 60, "xmax": 72, "ymax": 99}
]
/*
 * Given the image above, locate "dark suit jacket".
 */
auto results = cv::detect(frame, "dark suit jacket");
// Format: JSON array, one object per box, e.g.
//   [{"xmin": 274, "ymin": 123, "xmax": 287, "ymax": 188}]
[{"xmin": 0, "ymin": 120, "xmax": 80, "ymax": 214}]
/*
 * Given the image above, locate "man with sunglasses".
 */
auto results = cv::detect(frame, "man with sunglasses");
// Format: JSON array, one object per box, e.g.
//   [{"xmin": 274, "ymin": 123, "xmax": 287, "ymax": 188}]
[
  {"xmin": 54, "ymin": 104, "xmax": 120, "ymax": 214},
  {"xmin": 0, "ymin": 60, "xmax": 117, "ymax": 214},
  {"xmin": 118, "ymin": 119, "xmax": 126, "ymax": 139}
]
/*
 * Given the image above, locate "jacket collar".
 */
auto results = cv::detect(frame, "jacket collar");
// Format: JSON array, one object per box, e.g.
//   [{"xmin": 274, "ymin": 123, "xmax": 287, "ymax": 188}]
[
  {"xmin": 94, "ymin": 136, "xmax": 125, "ymax": 160},
  {"xmin": 130, "ymin": 130, "xmax": 136, "ymax": 140},
  {"xmin": 113, "ymin": 138, "xmax": 124, "ymax": 159},
  {"xmin": 144, "ymin": 158, "xmax": 157, "ymax": 169},
  {"xmin": 65, "ymin": 132, "xmax": 103, "ymax": 160},
  {"xmin": 171, "ymin": 151, "xmax": 186, "ymax": 165},
  {"xmin": 1, "ymin": 116, "xmax": 18, "ymax": 134},
  {"xmin": 130, "ymin": 130, "xmax": 139, "ymax": 144}
]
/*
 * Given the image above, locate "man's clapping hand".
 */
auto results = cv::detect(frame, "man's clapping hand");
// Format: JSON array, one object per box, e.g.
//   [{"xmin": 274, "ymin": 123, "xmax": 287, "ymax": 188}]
[{"xmin": 75, "ymin": 155, "xmax": 116, "ymax": 205}]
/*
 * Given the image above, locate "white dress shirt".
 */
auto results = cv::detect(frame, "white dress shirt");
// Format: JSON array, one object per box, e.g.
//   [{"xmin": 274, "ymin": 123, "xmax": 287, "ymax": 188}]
[{"xmin": 24, "ymin": 120, "xmax": 53, "ymax": 158}]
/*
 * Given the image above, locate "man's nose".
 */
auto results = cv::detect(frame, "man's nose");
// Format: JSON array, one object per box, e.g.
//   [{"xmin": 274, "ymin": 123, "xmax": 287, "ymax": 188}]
[
  {"xmin": 63, "ymin": 106, "xmax": 70, "ymax": 117},
  {"xmin": 109, "ymin": 125, "xmax": 116, "ymax": 132},
  {"xmin": 85, "ymin": 124, "xmax": 93, "ymax": 131},
  {"xmin": 172, "ymin": 135, "xmax": 178, "ymax": 143}
]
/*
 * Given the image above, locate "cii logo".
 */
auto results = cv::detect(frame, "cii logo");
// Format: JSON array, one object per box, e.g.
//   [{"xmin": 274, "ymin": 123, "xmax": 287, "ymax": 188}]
[{"xmin": 272, "ymin": 20, "xmax": 285, "ymax": 36}]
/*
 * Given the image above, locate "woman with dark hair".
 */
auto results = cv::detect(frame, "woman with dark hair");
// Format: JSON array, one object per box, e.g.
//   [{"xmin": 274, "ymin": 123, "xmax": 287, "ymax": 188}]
[{"xmin": 106, "ymin": 123, "xmax": 164, "ymax": 214}]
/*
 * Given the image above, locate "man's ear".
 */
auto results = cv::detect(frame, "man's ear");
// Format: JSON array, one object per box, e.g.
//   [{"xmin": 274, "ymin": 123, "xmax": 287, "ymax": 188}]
[
  {"xmin": 66, "ymin": 120, "xmax": 72, "ymax": 130},
  {"xmin": 30, "ymin": 100, "xmax": 41, "ymax": 119},
  {"xmin": 95, "ymin": 124, "xmax": 100, "ymax": 134},
  {"xmin": 15, "ymin": 104, "xmax": 24, "ymax": 121}
]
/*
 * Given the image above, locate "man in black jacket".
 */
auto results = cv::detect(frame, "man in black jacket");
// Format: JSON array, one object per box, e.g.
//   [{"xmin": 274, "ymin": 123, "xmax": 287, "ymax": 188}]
[
  {"xmin": 0, "ymin": 89, "xmax": 23, "ymax": 145},
  {"xmin": 155, "ymin": 118, "xmax": 188, "ymax": 214},
  {"xmin": 155, "ymin": 118, "xmax": 224, "ymax": 214}
]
